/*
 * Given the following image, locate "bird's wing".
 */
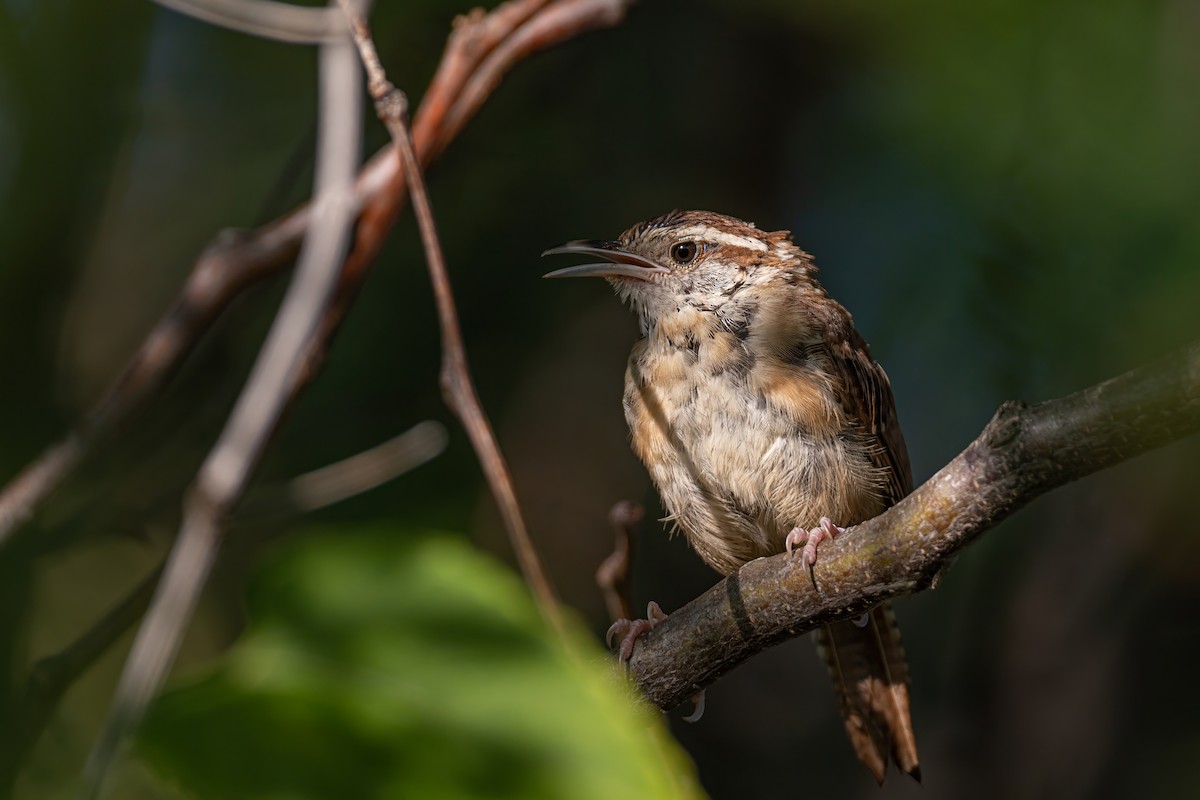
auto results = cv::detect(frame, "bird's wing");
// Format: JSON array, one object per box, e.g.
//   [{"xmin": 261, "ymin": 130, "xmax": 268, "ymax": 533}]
[
  {"xmin": 814, "ymin": 300, "xmax": 913, "ymax": 501},
  {"xmin": 808, "ymin": 297, "xmax": 921, "ymax": 783}
]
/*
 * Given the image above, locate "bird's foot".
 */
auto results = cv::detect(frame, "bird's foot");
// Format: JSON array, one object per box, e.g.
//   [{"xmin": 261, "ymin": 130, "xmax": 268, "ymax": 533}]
[
  {"xmin": 607, "ymin": 602, "xmax": 705, "ymax": 722},
  {"xmin": 606, "ymin": 600, "xmax": 669, "ymax": 663},
  {"xmin": 785, "ymin": 516, "xmax": 847, "ymax": 567}
]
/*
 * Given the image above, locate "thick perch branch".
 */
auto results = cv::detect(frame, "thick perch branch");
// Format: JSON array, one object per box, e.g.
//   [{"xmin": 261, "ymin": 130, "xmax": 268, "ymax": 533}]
[{"xmin": 627, "ymin": 341, "xmax": 1200, "ymax": 711}]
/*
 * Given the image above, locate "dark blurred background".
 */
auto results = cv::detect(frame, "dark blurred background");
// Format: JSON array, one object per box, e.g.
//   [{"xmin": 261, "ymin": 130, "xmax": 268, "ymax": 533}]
[{"xmin": 2, "ymin": 0, "xmax": 1199, "ymax": 798}]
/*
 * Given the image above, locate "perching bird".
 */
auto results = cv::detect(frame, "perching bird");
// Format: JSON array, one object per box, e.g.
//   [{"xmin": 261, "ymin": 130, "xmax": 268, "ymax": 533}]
[{"xmin": 544, "ymin": 210, "xmax": 920, "ymax": 784}]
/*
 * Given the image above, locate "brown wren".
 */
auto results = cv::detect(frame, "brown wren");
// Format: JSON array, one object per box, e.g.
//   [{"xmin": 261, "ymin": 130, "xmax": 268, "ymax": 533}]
[{"xmin": 544, "ymin": 210, "xmax": 921, "ymax": 784}]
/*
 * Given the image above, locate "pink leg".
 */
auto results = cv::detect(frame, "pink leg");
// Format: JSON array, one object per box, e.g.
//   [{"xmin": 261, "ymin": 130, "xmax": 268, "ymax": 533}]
[
  {"xmin": 785, "ymin": 516, "xmax": 847, "ymax": 567},
  {"xmin": 606, "ymin": 600, "xmax": 669, "ymax": 663}
]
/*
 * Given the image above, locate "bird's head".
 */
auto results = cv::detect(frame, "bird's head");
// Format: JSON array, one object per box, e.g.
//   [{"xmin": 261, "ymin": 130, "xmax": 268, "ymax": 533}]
[{"xmin": 543, "ymin": 210, "xmax": 814, "ymax": 334}]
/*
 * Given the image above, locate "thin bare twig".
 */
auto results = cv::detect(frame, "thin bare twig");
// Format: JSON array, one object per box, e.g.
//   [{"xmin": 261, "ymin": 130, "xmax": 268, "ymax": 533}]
[
  {"xmin": 0, "ymin": 0, "xmax": 636, "ymax": 551},
  {"xmin": 6, "ymin": 417, "xmax": 443, "ymax": 788},
  {"xmin": 0, "ymin": 216, "xmax": 304, "ymax": 549},
  {"xmin": 236, "ymin": 420, "xmax": 449, "ymax": 521},
  {"xmin": 624, "ymin": 342, "xmax": 1200, "ymax": 711},
  {"xmin": 0, "ymin": 566, "xmax": 161, "ymax": 789},
  {"xmin": 335, "ymin": 1, "xmax": 411, "ymax": 146},
  {"xmin": 404, "ymin": 121, "xmax": 563, "ymax": 630},
  {"xmin": 597, "ymin": 501, "xmax": 642, "ymax": 622},
  {"xmin": 153, "ymin": 0, "xmax": 361, "ymax": 44},
  {"xmin": 0, "ymin": 5, "xmax": 637, "ymax": 792},
  {"xmin": 338, "ymin": 0, "xmax": 563, "ymax": 632},
  {"xmin": 286, "ymin": 420, "xmax": 448, "ymax": 512},
  {"xmin": 291, "ymin": 0, "xmax": 633, "ymax": 390},
  {"xmin": 79, "ymin": 22, "xmax": 364, "ymax": 798}
]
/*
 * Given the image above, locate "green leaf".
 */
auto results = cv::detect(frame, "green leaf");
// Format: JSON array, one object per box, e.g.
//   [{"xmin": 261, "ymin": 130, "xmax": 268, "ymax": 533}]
[{"xmin": 138, "ymin": 527, "xmax": 702, "ymax": 800}]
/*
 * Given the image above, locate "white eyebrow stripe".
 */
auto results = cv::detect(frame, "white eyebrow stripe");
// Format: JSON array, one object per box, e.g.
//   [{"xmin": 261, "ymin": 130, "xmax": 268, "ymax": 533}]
[{"xmin": 672, "ymin": 226, "xmax": 769, "ymax": 251}]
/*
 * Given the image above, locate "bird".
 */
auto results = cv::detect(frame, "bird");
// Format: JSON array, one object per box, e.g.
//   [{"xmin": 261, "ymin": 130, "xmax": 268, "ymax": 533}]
[{"xmin": 542, "ymin": 209, "xmax": 920, "ymax": 784}]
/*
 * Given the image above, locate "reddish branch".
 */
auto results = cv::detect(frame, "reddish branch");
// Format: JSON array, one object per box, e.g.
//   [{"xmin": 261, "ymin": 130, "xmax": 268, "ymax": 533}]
[
  {"xmin": 0, "ymin": 0, "xmax": 636, "ymax": 549},
  {"xmin": 0, "ymin": 1, "xmax": 636, "ymax": 794}
]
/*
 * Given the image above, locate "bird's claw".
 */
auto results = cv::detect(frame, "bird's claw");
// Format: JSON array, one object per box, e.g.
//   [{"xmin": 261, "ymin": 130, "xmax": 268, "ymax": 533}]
[
  {"xmin": 785, "ymin": 516, "xmax": 847, "ymax": 567},
  {"xmin": 681, "ymin": 689, "xmax": 706, "ymax": 723},
  {"xmin": 606, "ymin": 601, "xmax": 668, "ymax": 663},
  {"xmin": 607, "ymin": 602, "xmax": 706, "ymax": 721}
]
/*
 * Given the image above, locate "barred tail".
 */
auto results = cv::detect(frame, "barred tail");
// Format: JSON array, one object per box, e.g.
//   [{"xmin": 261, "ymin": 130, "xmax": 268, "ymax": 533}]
[{"xmin": 814, "ymin": 602, "xmax": 920, "ymax": 784}]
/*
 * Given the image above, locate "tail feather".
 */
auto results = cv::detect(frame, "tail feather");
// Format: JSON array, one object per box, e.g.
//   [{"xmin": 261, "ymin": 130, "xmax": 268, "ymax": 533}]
[{"xmin": 814, "ymin": 602, "xmax": 920, "ymax": 784}]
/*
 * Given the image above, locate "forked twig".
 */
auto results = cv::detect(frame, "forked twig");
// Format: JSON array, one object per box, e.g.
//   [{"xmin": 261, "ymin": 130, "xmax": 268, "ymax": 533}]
[
  {"xmin": 80, "ymin": 26, "xmax": 364, "ymax": 798},
  {"xmin": 2, "ymin": 421, "xmax": 444, "ymax": 790},
  {"xmin": 0, "ymin": 2, "xmax": 636, "ymax": 792},
  {"xmin": 338, "ymin": 0, "xmax": 563, "ymax": 631},
  {"xmin": 0, "ymin": 0, "xmax": 635, "ymax": 551}
]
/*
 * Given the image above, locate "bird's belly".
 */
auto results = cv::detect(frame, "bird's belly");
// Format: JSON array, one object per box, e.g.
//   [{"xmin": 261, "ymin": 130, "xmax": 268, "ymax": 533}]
[{"xmin": 625, "ymin": 366, "xmax": 883, "ymax": 575}]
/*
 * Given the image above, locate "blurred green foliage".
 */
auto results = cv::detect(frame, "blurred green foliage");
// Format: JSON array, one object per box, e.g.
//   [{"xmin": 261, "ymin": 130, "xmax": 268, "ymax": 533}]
[
  {"xmin": 140, "ymin": 527, "xmax": 699, "ymax": 800},
  {"xmin": 1, "ymin": 0, "xmax": 1198, "ymax": 799}
]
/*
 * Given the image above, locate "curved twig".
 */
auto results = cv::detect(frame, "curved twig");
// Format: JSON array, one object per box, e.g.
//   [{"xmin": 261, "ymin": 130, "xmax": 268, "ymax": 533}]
[
  {"xmin": 152, "ymin": 0, "xmax": 356, "ymax": 44},
  {"xmin": 625, "ymin": 341, "xmax": 1200, "ymax": 710},
  {"xmin": 1, "ymin": 418, "xmax": 444, "ymax": 795},
  {"xmin": 597, "ymin": 501, "xmax": 642, "ymax": 623},
  {"xmin": 338, "ymin": 0, "xmax": 563, "ymax": 630},
  {"xmin": 0, "ymin": 0, "xmax": 636, "ymax": 550},
  {"xmin": 80, "ymin": 23, "xmax": 364, "ymax": 799},
  {"xmin": 0, "ymin": 2, "xmax": 634, "ymax": 795}
]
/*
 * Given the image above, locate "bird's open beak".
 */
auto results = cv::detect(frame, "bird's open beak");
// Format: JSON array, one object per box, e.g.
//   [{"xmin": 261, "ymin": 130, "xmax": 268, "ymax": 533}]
[{"xmin": 541, "ymin": 240, "xmax": 669, "ymax": 281}]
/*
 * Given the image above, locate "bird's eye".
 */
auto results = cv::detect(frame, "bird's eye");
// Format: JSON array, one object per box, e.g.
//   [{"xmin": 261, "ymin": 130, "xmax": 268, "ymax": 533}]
[{"xmin": 670, "ymin": 241, "xmax": 699, "ymax": 264}]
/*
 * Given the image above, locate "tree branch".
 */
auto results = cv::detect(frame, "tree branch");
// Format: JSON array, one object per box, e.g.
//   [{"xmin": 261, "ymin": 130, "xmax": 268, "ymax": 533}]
[
  {"xmin": 0, "ymin": 3, "xmax": 637, "ymax": 791},
  {"xmin": 152, "ymin": 0, "xmax": 354, "ymax": 44},
  {"xmin": 0, "ymin": 0, "xmax": 635, "ymax": 550},
  {"xmin": 337, "ymin": 0, "xmax": 564, "ymax": 631},
  {"xmin": 0, "ymin": 421, "xmax": 444, "ymax": 794},
  {"xmin": 0, "ymin": 566, "xmax": 160, "ymax": 790},
  {"xmin": 625, "ymin": 341, "xmax": 1200, "ymax": 711},
  {"xmin": 80, "ymin": 21, "xmax": 364, "ymax": 798},
  {"xmin": 280, "ymin": 420, "xmax": 448, "ymax": 514}
]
